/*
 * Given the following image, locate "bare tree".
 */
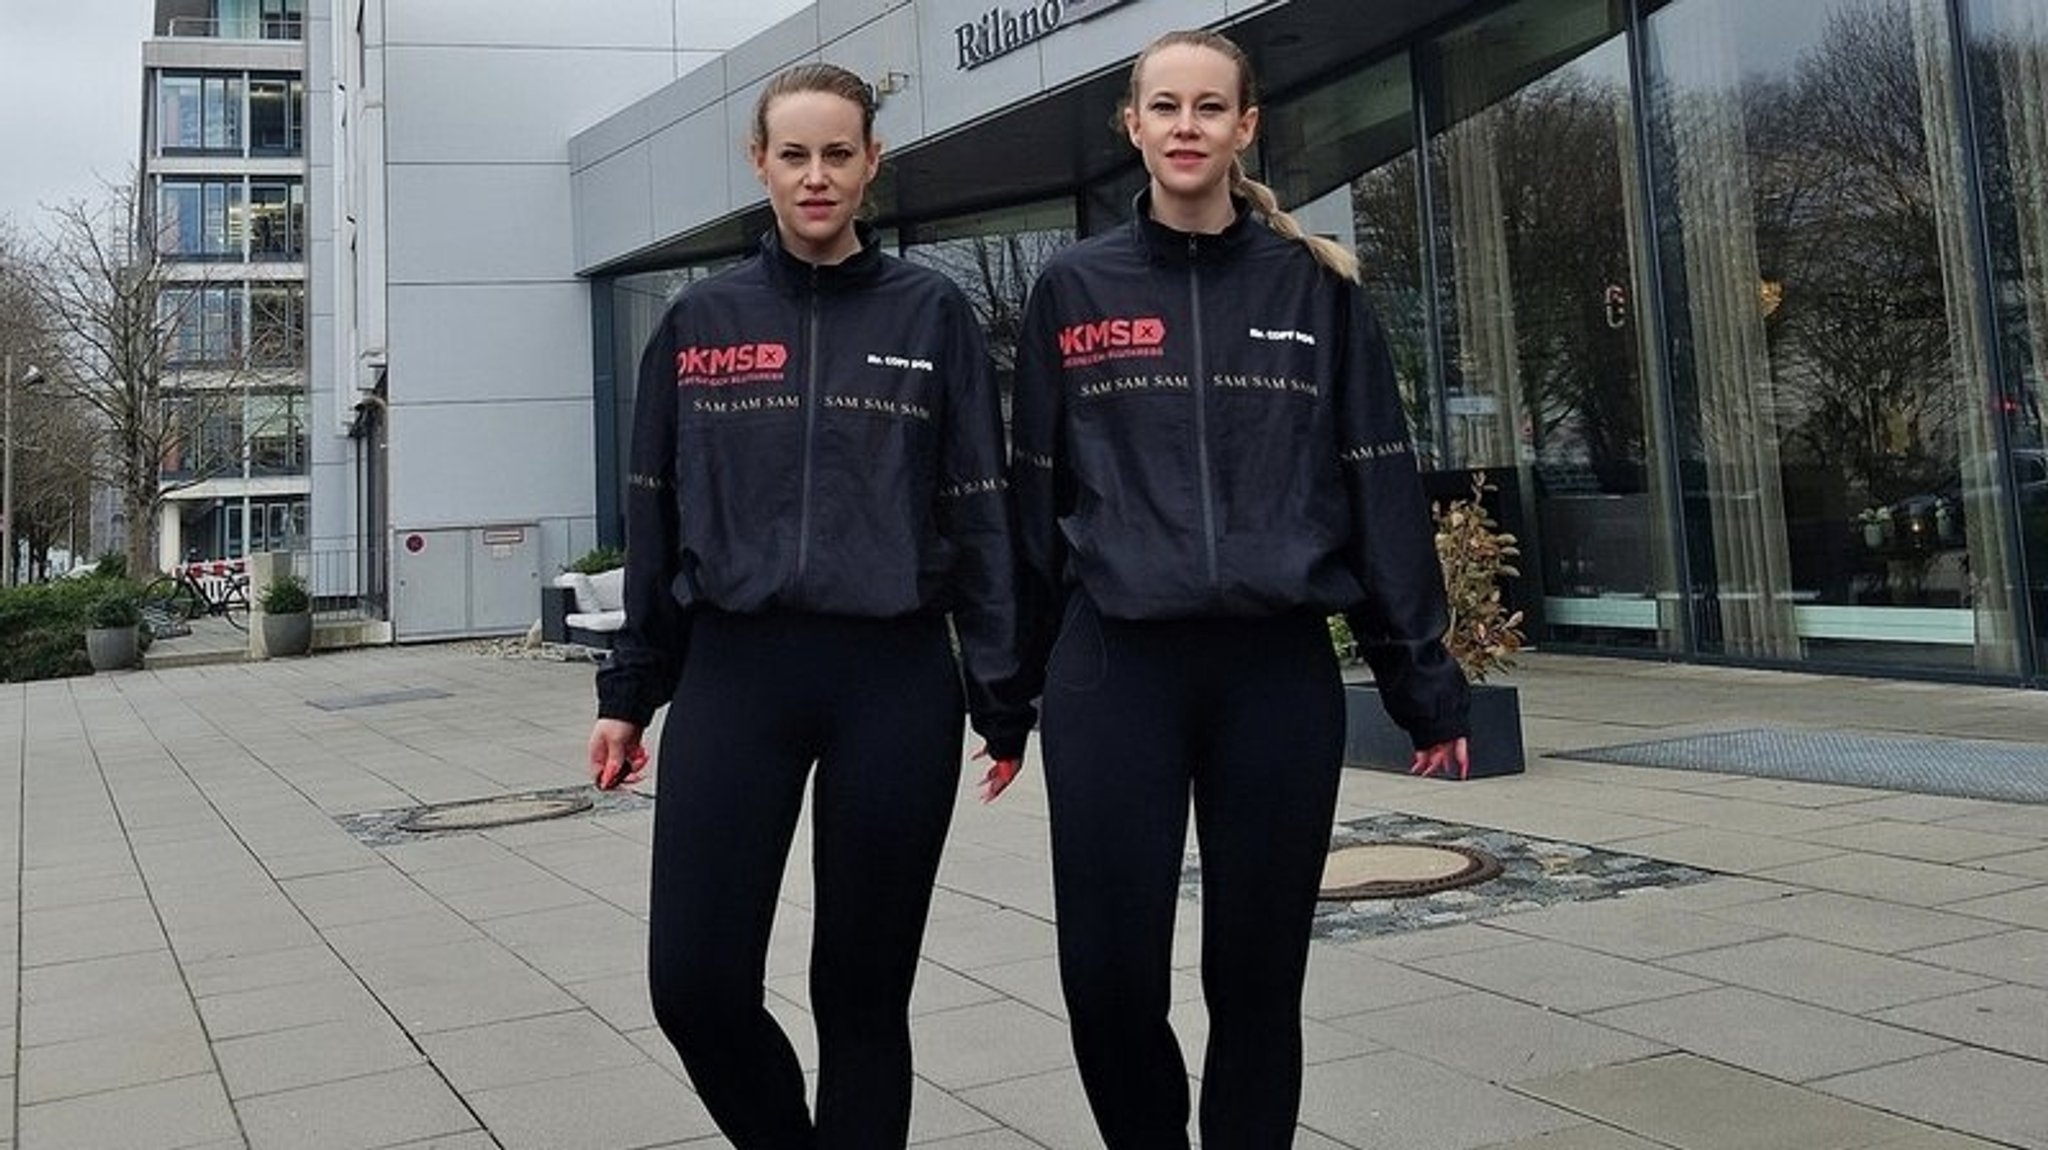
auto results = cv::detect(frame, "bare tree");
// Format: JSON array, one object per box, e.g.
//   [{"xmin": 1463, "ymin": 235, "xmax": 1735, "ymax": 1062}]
[{"xmin": 20, "ymin": 180, "xmax": 269, "ymax": 577}]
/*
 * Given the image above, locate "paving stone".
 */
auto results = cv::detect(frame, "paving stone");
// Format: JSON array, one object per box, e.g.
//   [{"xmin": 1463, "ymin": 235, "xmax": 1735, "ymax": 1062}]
[
  {"xmin": 238, "ymin": 1065, "xmax": 479, "ymax": 1150},
  {"xmin": 416, "ymin": 1009, "xmax": 644, "ymax": 1093},
  {"xmin": 1299, "ymin": 1049, "xmax": 1581, "ymax": 1149},
  {"xmin": 1948, "ymin": 883, "xmax": 2048, "ymax": 932},
  {"xmin": 958, "ymin": 1066, "xmax": 1120, "ymax": 1150},
  {"xmin": 184, "ymin": 943, "xmax": 354, "ymax": 998},
  {"xmin": 1301, "ymin": 944, "xmax": 1468, "ymax": 1019},
  {"xmin": 18, "ymin": 1074, "xmax": 239, "ymax": 1150},
  {"xmin": 1599, "ymin": 826, "xmax": 1846, "ymax": 874},
  {"xmin": 1586, "ymin": 986, "xmax": 1953, "ymax": 1082},
  {"xmin": 1485, "ymin": 899, "xmax": 1778, "ymax": 961},
  {"xmin": 1337, "ymin": 990, "xmax": 1666, "ymax": 1083},
  {"xmin": 351, "ymin": 939, "xmax": 580, "ymax": 1034},
  {"xmin": 1518, "ymin": 1054, "xmax": 1927, "ymax": 1150},
  {"xmin": 194, "ymin": 973, "xmax": 389, "ymax": 1040},
  {"xmin": 914, "ymin": 1000, "xmax": 1076, "ymax": 1091},
  {"xmin": 1903, "ymin": 929, "xmax": 2048, "ymax": 988},
  {"xmin": 1422, "ymin": 939, "xmax": 1715, "ymax": 1015},
  {"xmin": 1870, "ymin": 984, "xmax": 2048, "ymax": 1061},
  {"xmin": 465, "ymin": 1063, "xmax": 719, "ymax": 1150},
  {"xmin": 1815, "ymin": 1048, "xmax": 2048, "ymax": 1150},
  {"xmin": 476, "ymin": 901, "xmax": 645, "ymax": 982},
  {"xmin": 216, "ymin": 1016, "xmax": 426, "ymax": 1098},
  {"xmin": 18, "ymin": 1024, "xmax": 216, "ymax": 1104},
  {"xmin": 1467, "ymin": 1126, "xmax": 1669, "ymax": 1149},
  {"xmin": 918, "ymin": 907, "xmax": 1059, "ymax": 973},
  {"xmin": 1757, "ymin": 854, "xmax": 2037, "ymax": 909},
  {"xmin": 1660, "ymin": 936, "xmax": 1994, "ymax": 1014},
  {"xmin": 1701, "ymin": 890, "xmax": 2009, "ymax": 955}
]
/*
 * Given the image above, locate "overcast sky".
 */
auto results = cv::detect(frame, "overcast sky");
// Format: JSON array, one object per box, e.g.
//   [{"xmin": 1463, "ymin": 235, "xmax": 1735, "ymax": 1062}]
[{"xmin": 1, "ymin": 0, "xmax": 154, "ymax": 235}]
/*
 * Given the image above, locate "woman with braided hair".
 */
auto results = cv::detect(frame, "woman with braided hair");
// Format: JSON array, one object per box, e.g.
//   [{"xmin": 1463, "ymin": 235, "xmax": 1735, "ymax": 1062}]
[{"xmin": 1008, "ymin": 28, "xmax": 1471, "ymax": 1147}]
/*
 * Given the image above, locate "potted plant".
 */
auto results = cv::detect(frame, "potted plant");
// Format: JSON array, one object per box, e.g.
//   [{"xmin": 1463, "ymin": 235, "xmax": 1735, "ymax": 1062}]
[
  {"xmin": 259, "ymin": 572, "xmax": 313, "ymax": 657},
  {"xmin": 85, "ymin": 589, "xmax": 143, "ymax": 672},
  {"xmin": 1342, "ymin": 472, "xmax": 1528, "ymax": 778}
]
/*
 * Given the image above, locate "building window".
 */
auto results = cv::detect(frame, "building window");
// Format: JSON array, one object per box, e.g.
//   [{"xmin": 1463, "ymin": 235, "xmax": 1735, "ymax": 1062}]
[
  {"xmin": 248, "ymin": 76, "xmax": 304, "ymax": 156},
  {"xmin": 901, "ymin": 200, "xmax": 1077, "ymax": 401},
  {"xmin": 249, "ymin": 284, "xmax": 306, "ymax": 366},
  {"xmin": 163, "ymin": 284, "xmax": 301, "ymax": 368},
  {"xmin": 163, "ymin": 286, "xmax": 245, "ymax": 365},
  {"xmin": 247, "ymin": 181, "xmax": 305, "ymax": 260},
  {"xmin": 158, "ymin": 179, "xmax": 248, "ymax": 258},
  {"xmin": 1645, "ymin": 0, "xmax": 2011, "ymax": 672},
  {"xmin": 158, "ymin": 73, "xmax": 244, "ymax": 152}
]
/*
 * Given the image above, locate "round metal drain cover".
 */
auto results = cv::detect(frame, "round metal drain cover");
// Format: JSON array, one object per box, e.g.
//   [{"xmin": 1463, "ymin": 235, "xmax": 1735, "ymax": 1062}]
[
  {"xmin": 1318, "ymin": 842, "xmax": 1501, "ymax": 900},
  {"xmin": 397, "ymin": 794, "xmax": 593, "ymax": 833}
]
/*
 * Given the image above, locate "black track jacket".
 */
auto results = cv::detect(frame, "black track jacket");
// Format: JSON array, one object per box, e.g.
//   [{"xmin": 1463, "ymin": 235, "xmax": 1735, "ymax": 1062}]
[
  {"xmin": 596, "ymin": 224, "xmax": 1036, "ymax": 757},
  {"xmin": 1011, "ymin": 196, "xmax": 1469, "ymax": 748}
]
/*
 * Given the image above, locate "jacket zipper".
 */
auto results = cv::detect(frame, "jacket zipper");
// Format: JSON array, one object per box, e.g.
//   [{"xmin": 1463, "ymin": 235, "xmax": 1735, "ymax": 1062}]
[
  {"xmin": 796, "ymin": 271, "xmax": 821, "ymax": 583},
  {"xmin": 1189, "ymin": 234, "xmax": 1220, "ymax": 587}
]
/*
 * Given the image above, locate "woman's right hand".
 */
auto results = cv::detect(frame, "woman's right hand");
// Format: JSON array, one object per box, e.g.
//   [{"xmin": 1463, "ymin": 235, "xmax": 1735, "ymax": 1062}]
[{"xmin": 588, "ymin": 719, "xmax": 648, "ymax": 790}]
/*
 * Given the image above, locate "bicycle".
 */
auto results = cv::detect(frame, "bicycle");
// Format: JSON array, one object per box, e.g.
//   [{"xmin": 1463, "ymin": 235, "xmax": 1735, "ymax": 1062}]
[{"xmin": 141, "ymin": 557, "xmax": 251, "ymax": 632}]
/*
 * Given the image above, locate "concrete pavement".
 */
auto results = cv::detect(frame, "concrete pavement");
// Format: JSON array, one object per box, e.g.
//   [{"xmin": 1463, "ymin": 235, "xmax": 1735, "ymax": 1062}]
[{"xmin": 1, "ymin": 645, "xmax": 2044, "ymax": 1149}]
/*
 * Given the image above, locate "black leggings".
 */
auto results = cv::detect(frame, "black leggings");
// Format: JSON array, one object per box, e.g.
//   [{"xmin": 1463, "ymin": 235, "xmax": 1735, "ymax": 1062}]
[
  {"xmin": 647, "ymin": 610, "xmax": 964, "ymax": 1150},
  {"xmin": 1042, "ymin": 596, "xmax": 1345, "ymax": 1149}
]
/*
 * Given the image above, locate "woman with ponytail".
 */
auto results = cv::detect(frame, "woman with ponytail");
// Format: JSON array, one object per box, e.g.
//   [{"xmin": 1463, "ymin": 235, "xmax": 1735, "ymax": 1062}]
[{"xmin": 1007, "ymin": 28, "xmax": 1470, "ymax": 1147}]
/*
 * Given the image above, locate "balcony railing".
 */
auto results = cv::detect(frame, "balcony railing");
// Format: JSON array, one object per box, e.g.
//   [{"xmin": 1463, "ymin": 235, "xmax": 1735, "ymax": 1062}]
[{"xmin": 165, "ymin": 16, "xmax": 303, "ymax": 41}]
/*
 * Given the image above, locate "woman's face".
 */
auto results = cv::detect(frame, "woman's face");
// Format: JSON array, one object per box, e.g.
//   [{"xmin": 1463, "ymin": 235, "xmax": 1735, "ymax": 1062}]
[
  {"xmin": 1123, "ymin": 44, "xmax": 1258, "ymax": 213},
  {"xmin": 752, "ymin": 90, "xmax": 880, "ymax": 264}
]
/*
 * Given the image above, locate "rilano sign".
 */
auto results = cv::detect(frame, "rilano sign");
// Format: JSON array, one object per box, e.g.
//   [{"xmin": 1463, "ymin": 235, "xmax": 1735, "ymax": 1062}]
[{"xmin": 953, "ymin": 0, "xmax": 1137, "ymax": 70}]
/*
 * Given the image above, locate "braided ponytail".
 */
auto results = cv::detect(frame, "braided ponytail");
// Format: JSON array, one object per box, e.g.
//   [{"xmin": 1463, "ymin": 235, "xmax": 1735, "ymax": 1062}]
[
  {"xmin": 1231, "ymin": 158, "xmax": 1360, "ymax": 283},
  {"xmin": 1126, "ymin": 30, "xmax": 1361, "ymax": 283}
]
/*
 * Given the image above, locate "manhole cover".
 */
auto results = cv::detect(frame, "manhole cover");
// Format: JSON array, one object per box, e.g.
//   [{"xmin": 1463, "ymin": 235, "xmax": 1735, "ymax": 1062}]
[
  {"xmin": 1318, "ymin": 842, "xmax": 1501, "ymax": 900},
  {"xmin": 397, "ymin": 794, "xmax": 593, "ymax": 833}
]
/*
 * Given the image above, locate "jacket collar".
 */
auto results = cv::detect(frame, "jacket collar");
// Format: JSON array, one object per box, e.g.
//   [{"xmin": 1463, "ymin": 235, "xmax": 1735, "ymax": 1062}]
[
  {"xmin": 1130, "ymin": 189, "xmax": 1258, "ymax": 265},
  {"xmin": 759, "ymin": 220, "xmax": 885, "ymax": 296}
]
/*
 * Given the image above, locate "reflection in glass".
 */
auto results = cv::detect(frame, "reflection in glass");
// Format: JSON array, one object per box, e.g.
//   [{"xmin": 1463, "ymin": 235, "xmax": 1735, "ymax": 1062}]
[
  {"xmin": 1967, "ymin": 0, "xmax": 2048, "ymax": 674},
  {"xmin": 1425, "ymin": 0, "xmax": 1677, "ymax": 652},
  {"xmin": 1261, "ymin": 54, "xmax": 1435, "ymax": 463},
  {"xmin": 902, "ymin": 200, "xmax": 1076, "ymax": 413},
  {"xmin": 1646, "ymin": 0, "xmax": 2012, "ymax": 671}
]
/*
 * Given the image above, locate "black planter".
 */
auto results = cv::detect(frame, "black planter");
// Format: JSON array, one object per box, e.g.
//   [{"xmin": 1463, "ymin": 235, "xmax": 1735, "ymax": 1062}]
[{"xmin": 1343, "ymin": 682, "xmax": 1526, "ymax": 779}]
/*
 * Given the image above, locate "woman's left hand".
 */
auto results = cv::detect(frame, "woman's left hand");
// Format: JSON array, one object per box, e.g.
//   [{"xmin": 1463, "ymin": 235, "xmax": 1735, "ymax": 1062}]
[
  {"xmin": 974, "ymin": 746, "xmax": 1023, "ymax": 802},
  {"xmin": 1409, "ymin": 737, "xmax": 1471, "ymax": 780}
]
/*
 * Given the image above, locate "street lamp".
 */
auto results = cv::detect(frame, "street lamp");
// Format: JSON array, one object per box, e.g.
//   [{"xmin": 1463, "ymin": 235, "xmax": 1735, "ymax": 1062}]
[{"xmin": 3, "ymin": 353, "xmax": 45, "ymax": 587}]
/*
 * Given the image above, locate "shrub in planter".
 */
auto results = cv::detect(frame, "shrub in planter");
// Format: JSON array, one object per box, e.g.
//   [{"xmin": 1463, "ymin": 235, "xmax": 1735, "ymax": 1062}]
[
  {"xmin": 90, "ymin": 591, "xmax": 142, "ymax": 630},
  {"xmin": 259, "ymin": 572, "xmax": 313, "ymax": 657},
  {"xmin": 85, "ymin": 589, "xmax": 144, "ymax": 672},
  {"xmin": 567, "ymin": 545, "xmax": 625, "ymax": 575},
  {"xmin": 259, "ymin": 572, "xmax": 312, "ymax": 615},
  {"xmin": 1434, "ymin": 473, "xmax": 1525, "ymax": 684},
  {"xmin": 1342, "ymin": 472, "xmax": 1527, "ymax": 778}
]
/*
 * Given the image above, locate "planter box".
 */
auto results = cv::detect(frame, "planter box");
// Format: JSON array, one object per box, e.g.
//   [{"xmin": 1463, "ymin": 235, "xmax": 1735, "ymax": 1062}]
[
  {"xmin": 1343, "ymin": 682, "xmax": 1526, "ymax": 779},
  {"xmin": 86, "ymin": 625, "xmax": 140, "ymax": 672},
  {"xmin": 261, "ymin": 612, "xmax": 313, "ymax": 657}
]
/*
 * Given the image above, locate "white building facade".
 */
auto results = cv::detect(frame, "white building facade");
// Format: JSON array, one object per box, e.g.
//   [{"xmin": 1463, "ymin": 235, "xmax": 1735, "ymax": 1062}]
[{"xmin": 307, "ymin": 0, "xmax": 806, "ymax": 639}]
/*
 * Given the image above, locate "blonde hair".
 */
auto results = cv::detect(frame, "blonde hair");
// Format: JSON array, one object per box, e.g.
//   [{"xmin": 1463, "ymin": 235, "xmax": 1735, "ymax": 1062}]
[
  {"xmin": 751, "ymin": 63, "xmax": 877, "ymax": 150},
  {"xmin": 1124, "ymin": 30, "xmax": 1360, "ymax": 283}
]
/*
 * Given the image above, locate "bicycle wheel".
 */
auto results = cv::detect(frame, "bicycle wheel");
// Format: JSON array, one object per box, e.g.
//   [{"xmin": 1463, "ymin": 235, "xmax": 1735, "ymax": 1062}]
[
  {"xmin": 141, "ymin": 576, "xmax": 204, "ymax": 621},
  {"xmin": 221, "ymin": 583, "xmax": 250, "ymax": 631}
]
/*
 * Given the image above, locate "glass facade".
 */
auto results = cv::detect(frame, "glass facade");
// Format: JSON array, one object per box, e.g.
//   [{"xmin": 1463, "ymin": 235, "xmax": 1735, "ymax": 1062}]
[{"xmin": 596, "ymin": 0, "xmax": 2048, "ymax": 685}]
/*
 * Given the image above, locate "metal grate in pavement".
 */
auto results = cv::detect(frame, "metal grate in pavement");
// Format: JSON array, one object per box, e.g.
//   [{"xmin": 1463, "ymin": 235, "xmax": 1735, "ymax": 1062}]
[
  {"xmin": 307, "ymin": 686, "xmax": 454, "ymax": 711},
  {"xmin": 1567, "ymin": 727, "xmax": 2048, "ymax": 805},
  {"xmin": 337, "ymin": 784, "xmax": 652, "ymax": 846}
]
